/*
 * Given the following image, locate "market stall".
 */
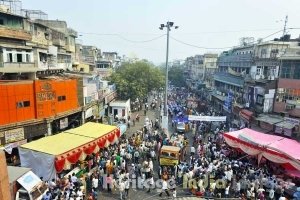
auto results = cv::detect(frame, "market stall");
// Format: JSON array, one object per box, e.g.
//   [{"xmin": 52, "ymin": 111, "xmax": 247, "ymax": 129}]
[
  {"xmin": 19, "ymin": 123, "xmax": 119, "ymax": 181},
  {"xmin": 223, "ymin": 128, "xmax": 300, "ymax": 170}
]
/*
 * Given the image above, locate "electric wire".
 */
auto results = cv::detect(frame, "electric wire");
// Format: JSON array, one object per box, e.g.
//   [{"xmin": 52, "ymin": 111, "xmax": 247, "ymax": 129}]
[
  {"xmin": 78, "ymin": 32, "xmax": 166, "ymax": 43},
  {"xmin": 170, "ymin": 36, "xmax": 232, "ymax": 50}
]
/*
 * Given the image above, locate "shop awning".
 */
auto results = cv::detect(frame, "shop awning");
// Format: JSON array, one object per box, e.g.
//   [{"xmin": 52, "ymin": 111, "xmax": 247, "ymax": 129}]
[
  {"xmin": 275, "ymin": 121, "xmax": 297, "ymax": 129},
  {"xmin": 239, "ymin": 109, "xmax": 253, "ymax": 122},
  {"xmin": 224, "ymin": 128, "xmax": 300, "ymax": 170},
  {"xmin": 19, "ymin": 122, "xmax": 120, "ymax": 180},
  {"xmin": 255, "ymin": 115, "xmax": 283, "ymax": 125}
]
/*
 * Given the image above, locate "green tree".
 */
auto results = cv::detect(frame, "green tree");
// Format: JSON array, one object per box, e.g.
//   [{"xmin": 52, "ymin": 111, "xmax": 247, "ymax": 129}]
[
  {"xmin": 108, "ymin": 61, "xmax": 164, "ymax": 100},
  {"xmin": 168, "ymin": 65, "xmax": 186, "ymax": 87}
]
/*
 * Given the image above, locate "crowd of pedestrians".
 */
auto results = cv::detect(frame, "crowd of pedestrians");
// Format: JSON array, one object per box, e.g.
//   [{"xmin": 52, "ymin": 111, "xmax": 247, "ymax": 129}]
[{"xmin": 41, "ymin": 90, "xmax": 299, "ymax": 200}]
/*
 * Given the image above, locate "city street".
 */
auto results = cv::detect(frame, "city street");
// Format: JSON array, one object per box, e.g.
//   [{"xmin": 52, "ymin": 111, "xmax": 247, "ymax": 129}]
[{"xmin": 98, "ymin": 96, "xmax": 198, "ymax": 200}]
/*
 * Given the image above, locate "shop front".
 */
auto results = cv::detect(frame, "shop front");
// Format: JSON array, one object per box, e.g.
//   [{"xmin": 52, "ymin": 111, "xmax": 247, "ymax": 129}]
[
  {"xmin": 24, "ymin": 123, "xmax": 48, "ymax": 142},
  {"xmin": 255, "ymin": 114, "xmax": 283, "ymax": 133},
  {"xmin": 274, "ymin": 117, "xmax": 300, "ymax": 137},
  {"xmin": 239, "ymin": 109, "xmax": 254, "ymax": 127},
  {"xmin": 0, "ymin": 127, "xmax": 28, "ymax": 165},
  {"xmin": 51, "ymin": 112, "xmax": 82, "ymax": 134}
]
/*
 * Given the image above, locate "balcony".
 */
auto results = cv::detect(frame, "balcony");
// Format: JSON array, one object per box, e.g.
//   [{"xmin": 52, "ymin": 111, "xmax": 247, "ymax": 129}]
[
  {"xmin": 0, "ymin": 26, "xmax": 31, "ymax": 41},
  {"xmin": 0, "ymin": 62, "xmax": 37, "ymax": 73},
  {"xmin": 52, "ymin": 37, "xmax": 65, "ymax": 47}
]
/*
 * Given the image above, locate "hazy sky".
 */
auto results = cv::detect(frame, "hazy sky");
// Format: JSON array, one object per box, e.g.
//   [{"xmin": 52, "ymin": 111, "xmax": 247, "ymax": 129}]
[{"xmin": 22, "ymin": 0, "xmax": 300, "ymax": 64}]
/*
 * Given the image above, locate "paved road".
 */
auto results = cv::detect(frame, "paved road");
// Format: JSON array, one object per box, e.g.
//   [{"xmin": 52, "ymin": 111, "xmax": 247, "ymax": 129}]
[{"xmin": 98, "ymin": 96, "xmax": 197, "ymax": 200}]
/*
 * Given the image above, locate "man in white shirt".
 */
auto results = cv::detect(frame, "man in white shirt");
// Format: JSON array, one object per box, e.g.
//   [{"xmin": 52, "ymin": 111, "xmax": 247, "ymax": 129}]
[
  {"xmin": 119, "ymin": 180, "xmax": 126, "ymax": 200},
  {"xmin": 190, "ymin": 146, "xmax": 195, "ymax": 156},
  {"xmin": 159, "ymin": 180, "xmax": 170, "ymax": 197},
  {"xmin": 92, "ymin": 176, "xmax": 99, "ymax": 191}
]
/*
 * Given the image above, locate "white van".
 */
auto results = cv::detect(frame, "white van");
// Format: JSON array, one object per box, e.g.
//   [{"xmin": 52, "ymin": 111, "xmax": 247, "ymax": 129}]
[{"xmin": 15, "ymin": 170, "xmax": 48, "ymax": 200}]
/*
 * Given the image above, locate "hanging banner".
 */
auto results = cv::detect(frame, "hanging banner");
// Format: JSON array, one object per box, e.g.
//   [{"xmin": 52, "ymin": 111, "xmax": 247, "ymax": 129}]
[
  {"xmin": 60, "ymin": 118, "xmax": 68, "ymax": 129},
  {"xmin": 188, "ymin": 115, "xmax": 227, "ymax": 122}
]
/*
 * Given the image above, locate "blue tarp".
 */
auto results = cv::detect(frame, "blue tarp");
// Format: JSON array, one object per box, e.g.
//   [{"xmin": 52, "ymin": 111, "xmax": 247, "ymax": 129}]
[{"xmin": 117, "ymin": 123, "xmax": 127, "ymax": 135}]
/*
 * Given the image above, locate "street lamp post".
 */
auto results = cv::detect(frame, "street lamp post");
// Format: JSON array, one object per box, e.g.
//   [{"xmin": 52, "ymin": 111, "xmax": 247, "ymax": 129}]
[{"xmin": 159, "ymin": 22, "xmax": 178, "ymax": 133}]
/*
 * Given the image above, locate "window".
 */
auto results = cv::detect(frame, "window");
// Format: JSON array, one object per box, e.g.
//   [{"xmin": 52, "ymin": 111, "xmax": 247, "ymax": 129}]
[
  {"xmin": 26, "ymin": 54, "xmax": 31, "ymax": 62},
  {"xmin": 256, "ymin": 67, "xmax": 262, "ymax": 75},
  {"xmin": 16, "ymin": 101, "xmax": 30, "ymax": 108},
  {"xmin": 34, "ymin": 26, "xmax": 38, "ymax": 35},
  {"xmin": 58, "ymin": 95, "xmax": 66, "ymax": 101},
  {"xmin": 17, "ymin": 53, "xmax": 23, "ymax": 62},
  {"xmin": 261, "ymin": 49, "xmax": 267, "ymax": 57},
  {"xmin": 256, "ymin": 95, "xmax": 264, "ymax": 105},
  {"xmin": 7, "ymin": 53, "xmax": 12, "ymax": 62},
  {"xmin": 281, "ymin": 62, "xmax": 292, "ymax": 78}
]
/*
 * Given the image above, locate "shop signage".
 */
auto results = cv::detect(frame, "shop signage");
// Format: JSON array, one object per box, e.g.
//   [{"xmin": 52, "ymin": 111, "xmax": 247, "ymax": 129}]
[
  {"xmin": 36, "ymin": 91, "xmax": 56, "ymax": 101},
  {"xmin": 3, "ymin": 128, "xmax": 25, "ymax": 144},
  {"xmin": 41, "ymin": 82, "xmax": 52, "ymax": 91},
  {"xmin": 60, "ymin": 118, "xmax": 68, "ymax": 129},
  {"xmin": 188, "ymin": 115, "xmax": 227, "ymax": 122}
]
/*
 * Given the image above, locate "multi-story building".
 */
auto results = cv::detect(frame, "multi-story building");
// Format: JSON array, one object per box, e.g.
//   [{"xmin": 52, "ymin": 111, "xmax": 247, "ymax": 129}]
[
  {"xmin": 203, "ymin": 54, "xmax": 218, "ymax": 88},
  {"xmin": 0, "ymin": 2, "xmax": 122, "ymax": 161},
  {"xmin": 34, "ymin": 19, "xmax": 77, "ymax": 72},
  {"xmin": 185, "ymin": 54, "xmax": 218, "ymax": 91},
  {"xmin": 73, "ymin": 44, "xmax": 99, "ymax": 73},
  {"xmin": 0, "ymin": 10, "xmax": 36, "ymax": 80},
  {"xmin": 0, "ymin": 78, "xmax": 82, "ymax": 149},
  {"xmin": 213, "ymin": 43, "xmax": 254, "ymax": 124},
  {"xmin": 95, "ymin": 51, "xmax": 120, "ymax": 78}
]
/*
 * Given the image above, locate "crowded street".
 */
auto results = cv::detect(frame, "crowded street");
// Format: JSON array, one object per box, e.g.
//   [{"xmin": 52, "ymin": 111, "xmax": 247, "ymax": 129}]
[
  {"xmin": 1, "ymin": 1, "xmax": 300, "ymax": 200},
  {"xmin": 18, "ymin": 88, "xmax": 297, "ymax": 200}
]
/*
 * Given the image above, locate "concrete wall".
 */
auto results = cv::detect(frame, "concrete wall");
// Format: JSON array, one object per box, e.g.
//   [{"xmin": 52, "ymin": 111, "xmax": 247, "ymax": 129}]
[{"xmin": 0, "ymin": 151, "xmax": 11, "ymax": 200}]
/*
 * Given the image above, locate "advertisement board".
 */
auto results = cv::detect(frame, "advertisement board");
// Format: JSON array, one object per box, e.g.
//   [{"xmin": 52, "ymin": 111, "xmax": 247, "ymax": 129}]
[{"xmin": 3, "ymin": 128, "xmax": 25, "ymax": 144}]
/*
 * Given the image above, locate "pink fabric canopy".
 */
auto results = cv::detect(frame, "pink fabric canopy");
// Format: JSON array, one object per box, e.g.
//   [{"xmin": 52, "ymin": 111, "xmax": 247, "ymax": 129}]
[{"xmin": 223, "ymin": 128, "xmax": 300, "ymax": 170}]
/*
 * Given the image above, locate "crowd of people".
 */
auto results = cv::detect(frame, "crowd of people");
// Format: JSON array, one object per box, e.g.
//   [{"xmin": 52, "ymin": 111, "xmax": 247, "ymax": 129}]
[{"xmin": 40, "ymin": 89, "xmax": 299, "ymax": 200}]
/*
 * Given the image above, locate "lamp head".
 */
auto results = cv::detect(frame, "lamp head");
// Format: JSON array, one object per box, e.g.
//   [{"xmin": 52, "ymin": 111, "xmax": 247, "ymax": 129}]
[{"xmin": 168, "ymin": 22, "xmax": 174, "ymax": 27}]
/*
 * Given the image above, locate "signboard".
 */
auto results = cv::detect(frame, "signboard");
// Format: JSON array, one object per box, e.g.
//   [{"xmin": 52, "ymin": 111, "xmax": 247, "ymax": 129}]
[
  {"xmin": 284, "ymin": 117, "xmax": 300, "ymax": 125},
  {"xmin": 223, "ymin": 91, "xmax": 233, "ymax": 113},
  {"xmin": 188, "ymin": 115, "xmax": 227, "ymax": 122},
  {"xmin": 3, "ymin": 128, "xmax": 25, "ymax": 144},
  {"xmin": 60, "ymin": 118, "xmax": 68, "ymax": 129}
]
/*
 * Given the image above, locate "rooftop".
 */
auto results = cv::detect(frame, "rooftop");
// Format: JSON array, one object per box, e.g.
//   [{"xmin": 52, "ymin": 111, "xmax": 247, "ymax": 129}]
[{"xmin": 214, "ymin": 72, "xmax": 244, "ymax": 87}]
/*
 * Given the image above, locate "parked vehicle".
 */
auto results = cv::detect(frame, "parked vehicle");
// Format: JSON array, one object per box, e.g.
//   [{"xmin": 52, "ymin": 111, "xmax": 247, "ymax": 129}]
[
  {"xmin": 176, "ymin": 121, "xmax": 186, "ymax": 133},
  {"xmin": 8, "ymin": 166, "xmax": 48, "ymax": 200},
  {"xmin": 159, "ymin": 145, "xmax": 181, "ymax": 166}
]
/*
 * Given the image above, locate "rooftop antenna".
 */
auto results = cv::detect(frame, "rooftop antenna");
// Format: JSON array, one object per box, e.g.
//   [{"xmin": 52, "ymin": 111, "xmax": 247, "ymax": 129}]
[{"xmin": 283, "ymin": 15, "xmax": 288, "ymax": 36}]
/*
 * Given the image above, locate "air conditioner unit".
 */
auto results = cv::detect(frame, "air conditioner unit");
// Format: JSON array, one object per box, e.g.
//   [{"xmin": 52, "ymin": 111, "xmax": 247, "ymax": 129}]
[{"xmin": 286, "ymin": 104, "xmax": 296, "ymax": 110}]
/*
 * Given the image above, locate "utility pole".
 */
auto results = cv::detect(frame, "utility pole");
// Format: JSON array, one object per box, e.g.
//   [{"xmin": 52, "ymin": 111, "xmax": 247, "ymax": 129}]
[{"xmin": 159, "ymin": 22, "xmax": 178, "ymax": 133}]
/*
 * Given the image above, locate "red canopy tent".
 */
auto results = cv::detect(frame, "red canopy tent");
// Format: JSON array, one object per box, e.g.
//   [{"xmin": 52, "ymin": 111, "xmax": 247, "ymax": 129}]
[{"xmin": 223, "ymin": 128, "xmax": 300, "ymax": 171}]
